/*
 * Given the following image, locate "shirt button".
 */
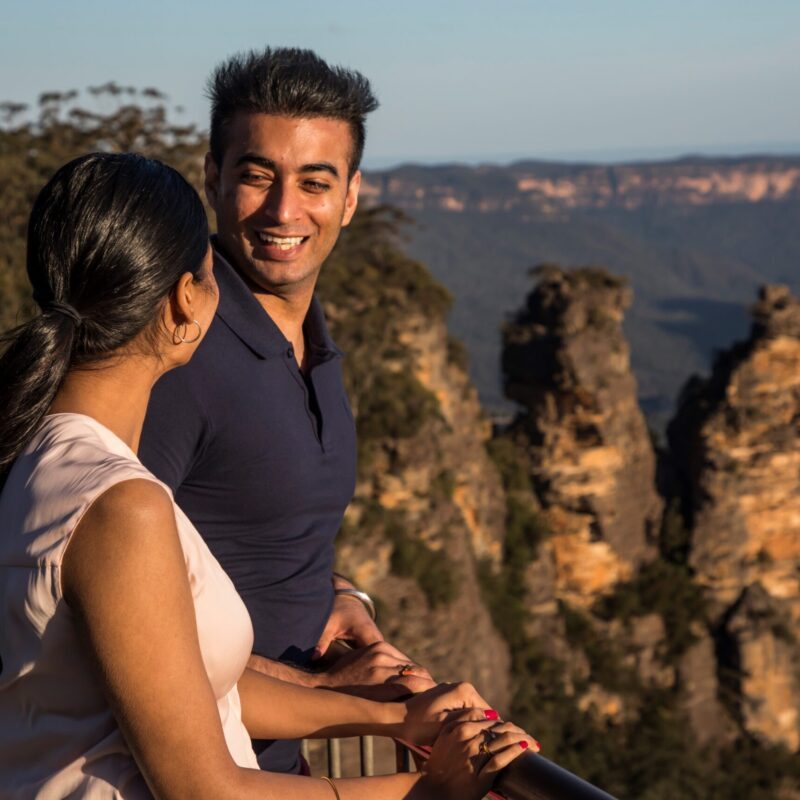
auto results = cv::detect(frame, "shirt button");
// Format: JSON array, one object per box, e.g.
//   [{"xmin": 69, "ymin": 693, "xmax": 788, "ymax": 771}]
[{"xmin": 287, "ymin": 347, "xmax": 294, "ymax": 359}]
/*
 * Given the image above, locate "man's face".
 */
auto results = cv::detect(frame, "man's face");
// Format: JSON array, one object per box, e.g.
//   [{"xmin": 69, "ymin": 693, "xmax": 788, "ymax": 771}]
[{"xmin": 205, "ymin": 113, "xmax": 361, "ymax": 296}]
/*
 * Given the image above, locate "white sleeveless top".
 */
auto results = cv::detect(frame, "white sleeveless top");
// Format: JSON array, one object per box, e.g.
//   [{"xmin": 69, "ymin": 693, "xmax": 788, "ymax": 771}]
[{"xmin": 0, "ymin": 413, "xmax": 258, "ymax": 798}]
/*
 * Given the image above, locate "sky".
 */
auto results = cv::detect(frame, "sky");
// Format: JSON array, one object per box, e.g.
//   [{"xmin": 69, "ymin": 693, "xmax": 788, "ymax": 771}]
[{"xmin": 2, "ymin": 0, "xmax": 799, "ymax": 168}]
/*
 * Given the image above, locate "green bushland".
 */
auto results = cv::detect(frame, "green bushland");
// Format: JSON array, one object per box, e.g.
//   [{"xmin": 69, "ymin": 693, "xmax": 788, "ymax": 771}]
[
  {"xmin": 386, "ymin": 513, "xmax": 459, "ymax": 610},
  {"xmin": 486, "ymin": 437, "xmax": 532, "ymax": 493},
  {"xmin": 593, "ymin": 560, "xmax": 707, "ymax": 662},
  {"xmin": 316, "ymin": 206, "xmax": 448, "ymax": 475},
  {"xmin": 343, "ymin": 501, "xmax": 459, "ymax": 610},
  {"xmin": 0, "ymin": 87, "xmax": 207, "ymax": 334},
  {"xmin": 446, "ymin": 334, "xmax": 470, "ymax": 372}
]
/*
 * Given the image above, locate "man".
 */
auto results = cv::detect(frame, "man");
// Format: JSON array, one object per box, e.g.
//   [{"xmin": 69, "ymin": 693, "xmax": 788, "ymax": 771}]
[{"xmin": 140, "ymin": 48, "xmax": 432, "ymax": 775}]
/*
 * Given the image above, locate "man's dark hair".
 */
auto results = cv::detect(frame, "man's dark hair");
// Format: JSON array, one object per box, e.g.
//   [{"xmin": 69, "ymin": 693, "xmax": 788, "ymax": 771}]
[{"xmin": 207, "ymin": 47, "xmax": 379, "ymax": 175}]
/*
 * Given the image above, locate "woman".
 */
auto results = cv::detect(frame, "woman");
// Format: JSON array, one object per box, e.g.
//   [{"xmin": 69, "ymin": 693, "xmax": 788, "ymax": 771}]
[{"xmin": 0, "ymin": 153, "xmax": 536, "ymax": 799}]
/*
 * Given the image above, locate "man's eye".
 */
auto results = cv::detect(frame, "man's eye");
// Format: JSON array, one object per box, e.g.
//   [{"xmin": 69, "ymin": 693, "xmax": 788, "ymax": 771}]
[
  {"xmin": 241, "ymin": 172, "xmax": 270, "ymax": 184},
  {"xmin": 304, "ymin": 180, "xmax": 330, "ymax": 192}
]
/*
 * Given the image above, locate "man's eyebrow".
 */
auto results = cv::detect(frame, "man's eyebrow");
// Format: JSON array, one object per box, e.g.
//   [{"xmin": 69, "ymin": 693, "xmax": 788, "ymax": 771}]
[
  {"xmin": 300, "ymin": 162, "xmax": 339, "ymax": 178},
  {"xmin": 233, "ymin": 155, "xmax": 339, "ymax": 179},
  {"xmin": 234, "ymin": 154, "xmax": 276, "ymax": 170}
]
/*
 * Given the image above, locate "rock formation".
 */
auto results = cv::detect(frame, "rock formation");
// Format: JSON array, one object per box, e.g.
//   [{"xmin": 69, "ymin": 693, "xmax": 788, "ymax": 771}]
[
  {"xmin": 502, "ymin": 266, "xmax": 661, "ymax": 608},
  {"xmin": 670, "ymin": 284, "xmax": 800, "ymax": 750},
  {"xmin": 317, "ymin": 210, "xmax": 511, "ymax": 708},
  {"xmin": 335, "ymin": 310, "xmax": 511, "ymax": 704}
]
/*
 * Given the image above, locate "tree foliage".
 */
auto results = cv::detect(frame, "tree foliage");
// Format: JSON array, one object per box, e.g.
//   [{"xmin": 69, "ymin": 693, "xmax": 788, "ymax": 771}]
[{"xmin": 0, "ymin": 85, "xmax": 206, "ymax": 334}]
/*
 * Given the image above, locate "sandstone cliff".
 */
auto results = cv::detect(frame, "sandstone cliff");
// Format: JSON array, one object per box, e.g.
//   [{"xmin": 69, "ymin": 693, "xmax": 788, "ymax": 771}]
[
  {"xmin": 669, "ymin": 284, "xmax": 800, "ymax": 751},
  {"xmin": 502, "ymin": 266, "xmax": 661, "ymax": 608},
  {"xmin": 361, "ymin": 157, "xmax": 800, "ymax": 215},
  {"xmin": 318, "ymin": 209, "xmax": 511, "ymax": 707}
]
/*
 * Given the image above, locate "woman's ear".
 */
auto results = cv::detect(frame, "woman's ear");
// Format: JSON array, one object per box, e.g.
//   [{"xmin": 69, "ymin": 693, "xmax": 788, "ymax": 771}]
[{"xmin": 162, "ymin": 272, "xmax": 196, "ymax": 332}]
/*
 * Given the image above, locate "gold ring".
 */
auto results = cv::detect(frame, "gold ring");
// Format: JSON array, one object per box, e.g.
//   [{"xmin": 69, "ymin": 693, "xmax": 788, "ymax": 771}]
[
  {"xmin": 479, "ymin": 740, "xmax": 492, "ymax": 756},
  {"xmin": 398, "ymin": 663, "xmax": 416, "ymax": 677}
]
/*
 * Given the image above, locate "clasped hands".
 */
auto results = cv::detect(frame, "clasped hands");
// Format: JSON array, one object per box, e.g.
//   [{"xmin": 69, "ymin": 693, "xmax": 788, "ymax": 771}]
[
  {"xmin": 313, "ymin": 587, "xmax": 537, "ymax": 798},
  {"xmin": 312, "ymin": 583, "xmax": 436, "ymax": 698}
]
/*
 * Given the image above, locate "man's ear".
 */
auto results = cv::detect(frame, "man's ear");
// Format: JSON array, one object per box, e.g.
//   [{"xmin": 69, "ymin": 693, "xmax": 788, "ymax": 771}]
[
  {"xmin": 204, "ymin": 152, "xmax": 220, "ymax": 210},
  {"xmin": 341, "ymin": 170, "xmax": 361, "ymax": 228}
]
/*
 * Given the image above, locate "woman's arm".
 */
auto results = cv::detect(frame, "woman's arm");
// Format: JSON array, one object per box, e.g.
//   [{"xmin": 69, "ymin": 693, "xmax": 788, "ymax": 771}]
[
  {"xmin": 237, "ymin": 669, "xmax": 489, "ymax": 743},
  {"xmin": 62, "ymin": 479, "xmax": 259, "ymax": 798},
  {"xmin": 238, "ymin": 667, "xmax": 401, "ymax": 739},
  {"xmin": 59, "ymin": 479, "xmax": 494, "ymax": 800}
]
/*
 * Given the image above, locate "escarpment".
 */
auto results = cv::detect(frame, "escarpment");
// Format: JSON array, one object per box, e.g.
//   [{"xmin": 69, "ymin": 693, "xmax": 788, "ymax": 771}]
[
  {"xmin": 669, "ymin": 284, "xmax": 800, "ymax": 751},
  {"xmin": 317, "ymin": 209, "xmax": 510, "ymax": 707}
]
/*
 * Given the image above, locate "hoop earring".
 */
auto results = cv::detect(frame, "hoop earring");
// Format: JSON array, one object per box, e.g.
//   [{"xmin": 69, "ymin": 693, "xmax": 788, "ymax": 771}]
[{"xmin": 173, "ymin": 319, "xmax": 202, "ymax": 344}]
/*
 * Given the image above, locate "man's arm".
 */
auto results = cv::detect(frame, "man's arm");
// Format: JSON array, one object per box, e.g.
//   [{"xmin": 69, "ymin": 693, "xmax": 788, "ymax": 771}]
[
  {"xmin": 248, "ymin": 639, "xmax": 433, "ymax": 694},
  {"xmin": 248, "ymin": 573, "xmax": 435, "ymax": 697},
  {"xmin": 313, "ymin": 572, "xmax": 383, "ymax": 658}
]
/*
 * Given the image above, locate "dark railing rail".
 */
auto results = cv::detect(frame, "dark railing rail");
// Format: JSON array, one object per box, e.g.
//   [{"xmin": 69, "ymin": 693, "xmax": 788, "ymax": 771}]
[
  {"xmin": 399, "ymin": 739, "xmax": 617, "ymax": 800},
  {"xmin": 306, "ymin": 734, "xmax": 618, "ymax": 799},
  {"xmin": 493, "ymin": 750, "xmax": 617, "ymax": 800},
  {"xmin": 306, "ymin": 646, "xmax": 617, "ymax": 799}
]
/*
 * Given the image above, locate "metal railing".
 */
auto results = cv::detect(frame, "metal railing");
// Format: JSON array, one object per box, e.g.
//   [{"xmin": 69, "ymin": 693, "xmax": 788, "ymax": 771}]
[
  {"xmin": 306, "ymin": 643, "xmax": 616, "ymax": 798},
  {"xmin": 305, "ymin": 734, "xmax": 617, "ymax": 800}
]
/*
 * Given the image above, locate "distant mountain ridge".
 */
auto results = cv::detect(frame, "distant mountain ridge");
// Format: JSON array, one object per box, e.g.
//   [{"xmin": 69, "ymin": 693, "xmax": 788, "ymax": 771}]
[
  {"xmin": 362, "ymin": 155, "xmax": 800, "ymax": 213},
  {"xmin": 361, "ymin": 155, "xmax": 800, "ymax": 430}
]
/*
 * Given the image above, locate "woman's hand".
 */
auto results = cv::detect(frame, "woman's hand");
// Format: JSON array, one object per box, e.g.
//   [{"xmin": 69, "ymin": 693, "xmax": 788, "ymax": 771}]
[
  {"xmin": 400, "ymin": 681, "xmax": 496, "ymax": 745},
  {"xmin": 418, "ymin": 711, "xmax": 540, "ymax": 800}
]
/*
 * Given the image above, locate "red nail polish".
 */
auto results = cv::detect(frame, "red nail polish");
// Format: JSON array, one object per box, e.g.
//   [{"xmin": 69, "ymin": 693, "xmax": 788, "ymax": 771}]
[
  {"xmin": 484, "ymin": 709, "xmax": 499, "ymax": 721},
  {"xmin": 534, "ymin": 740, "xmax": 541, "ymax": 750},
  {"xmin": 519, "ymin": 741, "xmax": 529, "ymax": 750}
]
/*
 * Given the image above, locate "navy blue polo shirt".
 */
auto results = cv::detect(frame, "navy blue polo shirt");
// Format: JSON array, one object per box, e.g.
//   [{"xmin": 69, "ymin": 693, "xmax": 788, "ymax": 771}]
[{"xmin": 140, "ymin": 243, "xmax": 357, "ymax": 773}]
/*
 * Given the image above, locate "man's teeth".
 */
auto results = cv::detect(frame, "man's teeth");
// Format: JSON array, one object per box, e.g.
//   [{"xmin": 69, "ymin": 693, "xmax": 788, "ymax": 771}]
[{"xmin": 258, "ymin": 234, "xmax": 304, "ymax": 250}]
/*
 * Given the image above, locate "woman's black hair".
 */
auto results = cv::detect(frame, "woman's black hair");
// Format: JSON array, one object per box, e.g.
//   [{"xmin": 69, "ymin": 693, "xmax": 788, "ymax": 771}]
[{"xmin": 0, "ymin": 152, "xmax": 209, "ymax": 477}]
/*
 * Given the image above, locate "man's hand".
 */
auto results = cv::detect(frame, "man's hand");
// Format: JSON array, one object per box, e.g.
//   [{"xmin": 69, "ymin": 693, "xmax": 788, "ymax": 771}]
[
  {"xmin": 313, "ymin": 585, "xmax": 383, "ymax": 659},
  {"xmin": 316, "ymin": 641, "xmax": 435, "ymax": 696}
]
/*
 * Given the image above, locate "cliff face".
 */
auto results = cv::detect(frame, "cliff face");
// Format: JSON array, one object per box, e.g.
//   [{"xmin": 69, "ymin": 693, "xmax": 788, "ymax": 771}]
[
  {"xmin": 491, "ymin": 268, "xmax": 734, "ymax": 760},
  {"xmin": 318, "ymin": 209, "xmax": 510, "ymax": 708},
  {"xmin": 360, "ymin": 158, "xmax": 800, "ymax": 215},
  {"xmin": 670, "ymin": 284, "xmax": 800, "ymax": 750},
  {"xmin": 502, "ymin": 266, "xmax": 661, "ymax": 607},
  {"xmin": 335, "ymin": 311, "xmax": 511, "ymax": 703}
]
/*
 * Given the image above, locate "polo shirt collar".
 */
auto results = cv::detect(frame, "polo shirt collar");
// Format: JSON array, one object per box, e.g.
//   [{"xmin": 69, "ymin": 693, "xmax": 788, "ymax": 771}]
[{"xmin": 211, "ymin": 239, "xmax": 342, "ymax": 362}]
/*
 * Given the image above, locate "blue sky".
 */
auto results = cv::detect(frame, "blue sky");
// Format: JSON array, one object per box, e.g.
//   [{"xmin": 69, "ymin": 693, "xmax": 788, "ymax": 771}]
[{"xmin": 2, "ymin": 0, "xmax": 799, "ymax": 167}]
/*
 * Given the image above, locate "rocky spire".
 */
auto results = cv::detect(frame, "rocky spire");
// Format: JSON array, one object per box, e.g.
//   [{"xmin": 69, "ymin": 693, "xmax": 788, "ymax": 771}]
[{"xmin": 502, "ymin": 266, "xmax": 661, "ymax": 606}]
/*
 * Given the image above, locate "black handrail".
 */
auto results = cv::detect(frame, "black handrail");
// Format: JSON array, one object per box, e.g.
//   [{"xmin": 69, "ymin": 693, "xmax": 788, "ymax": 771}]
[
  {"xmin": 399, "ymin": 740, "xmax": 618, "ymax": 800},
  {"xmin": 316, "ymin": 644, "xmax": 618, "ymax": 799},
  {"xmin": 494, "ymin": 751, "xmax": 617, "ymax": 800}
]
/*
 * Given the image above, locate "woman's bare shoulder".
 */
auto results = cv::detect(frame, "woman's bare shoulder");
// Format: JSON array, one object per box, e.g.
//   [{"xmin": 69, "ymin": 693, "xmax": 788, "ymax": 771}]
[{"xmin": 62, "ymin": 477, "xmax": 181, "ymax": 605}]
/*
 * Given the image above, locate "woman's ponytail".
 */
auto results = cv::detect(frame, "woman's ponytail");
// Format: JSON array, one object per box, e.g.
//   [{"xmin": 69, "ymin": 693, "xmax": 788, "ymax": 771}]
[
  {"xmin": 0, "ymin": 315, "xmax": 76, "ymax": 475},
  {"xmin": 0, "ymin": 152, "xmax": 208, "ymax": 480}
]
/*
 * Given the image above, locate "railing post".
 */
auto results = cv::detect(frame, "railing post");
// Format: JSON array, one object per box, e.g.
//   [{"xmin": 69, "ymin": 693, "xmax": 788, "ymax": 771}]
[
  {"xmin": 360, "ymin": 735, "xmax": 375, "ymax": 776},
  {"xmin": 327, "ymin": 737, "xmax": 342, "ymax": 779}
]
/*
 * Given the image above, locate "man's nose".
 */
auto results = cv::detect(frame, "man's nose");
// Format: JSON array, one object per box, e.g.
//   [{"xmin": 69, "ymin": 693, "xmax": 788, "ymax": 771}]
[{"xmin": 262, "ymin": 181, "xmax": 301, "ymax": 224}]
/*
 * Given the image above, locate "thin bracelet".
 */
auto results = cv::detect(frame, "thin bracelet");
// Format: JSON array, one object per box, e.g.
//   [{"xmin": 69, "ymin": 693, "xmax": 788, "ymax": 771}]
[{"xmin": 321, "ymin": 776, "xmax": 341, "ymax": 800}]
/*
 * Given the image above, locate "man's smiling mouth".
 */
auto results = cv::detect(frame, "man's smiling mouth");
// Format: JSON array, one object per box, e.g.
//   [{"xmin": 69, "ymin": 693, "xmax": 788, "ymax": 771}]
[{"xmin": 256, "ymin": 232, "xmax": 308, "ymax": 251}]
